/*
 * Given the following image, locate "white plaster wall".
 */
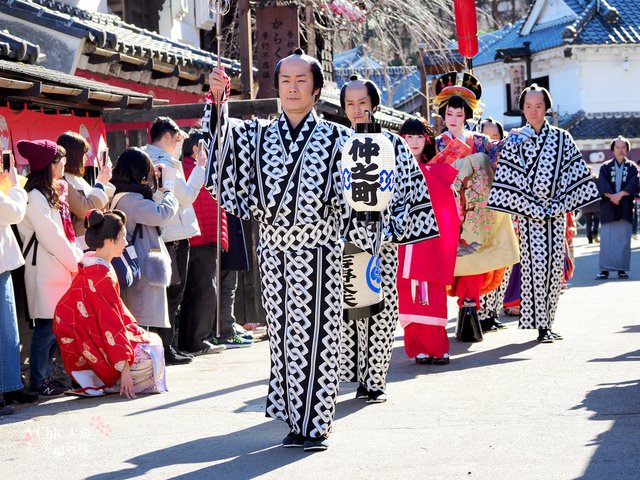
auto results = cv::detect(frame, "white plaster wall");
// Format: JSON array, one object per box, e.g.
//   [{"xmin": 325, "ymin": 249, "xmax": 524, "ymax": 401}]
[
  {"xmin": 56, "ymin": 0, "xmax": 106, "ymax": 12},
  {"xmin": 478, "ymin": 78, "xmax": 509, "ymax": 124},
  {"xmin": 158, "ymin": 0, "xmax": 201, "ymax": 47},
  {"xmin": 545, "ymin": 62, "xmax": 581, "ymax": 116},
  {"xmin": 0, "ymin": 13, "xmax": 84, "ymax": 74},
  {"xmin": 579, "ymin": 53, "xmax": 640, "ymax": 113}
]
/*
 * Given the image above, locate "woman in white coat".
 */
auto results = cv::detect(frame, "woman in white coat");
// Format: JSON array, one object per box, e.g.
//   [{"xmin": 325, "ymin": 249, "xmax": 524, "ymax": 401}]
[
  {"xmin": 17, "ymin": 139, "xmax": 82, "ymax": 396},
  {"xmin": 0, "ymin": 159, "xmax": 38, "ymax": 413},
  {"xmin": 57, "ymin": 131, "xmax": 113, "ymax": 249}
]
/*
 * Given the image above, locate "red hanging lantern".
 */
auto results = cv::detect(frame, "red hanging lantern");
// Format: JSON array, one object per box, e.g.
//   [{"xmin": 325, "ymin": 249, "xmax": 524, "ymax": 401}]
[{"xmin": 454, "ymin": 0, "xmax": 478, "ymax": 58}]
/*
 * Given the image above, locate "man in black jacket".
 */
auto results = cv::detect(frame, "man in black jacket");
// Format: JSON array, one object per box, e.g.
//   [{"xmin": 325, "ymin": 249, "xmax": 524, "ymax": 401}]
[{"xmin": 596, "ymin": 136, "xmax": 640, "ymax": 279}]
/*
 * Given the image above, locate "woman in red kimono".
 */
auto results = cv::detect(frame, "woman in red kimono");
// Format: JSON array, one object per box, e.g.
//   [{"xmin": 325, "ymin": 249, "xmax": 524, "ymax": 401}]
[
  {"xmin": 397, "ymin": 119, "xmax": 461, "ymax": 364},
  {"xmin": 54, "ymin": 210, "xmax": 166, "ymax": 398}
]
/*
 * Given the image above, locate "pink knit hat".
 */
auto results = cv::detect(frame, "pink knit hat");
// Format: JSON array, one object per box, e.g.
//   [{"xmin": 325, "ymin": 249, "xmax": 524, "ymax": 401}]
[{"xmin": 16, "ymin": 139, "xmax": 59, "ymax": 172}]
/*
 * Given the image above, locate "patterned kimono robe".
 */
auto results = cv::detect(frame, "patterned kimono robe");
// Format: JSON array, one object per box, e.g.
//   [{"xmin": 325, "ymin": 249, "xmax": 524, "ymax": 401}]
[
  {"xmin": 340, "ymin": 132, "xmax": 438, "ymax": 393},
  {"xmin": 203, "ymin": 103, "xmax": 376, "ymax": 439},
  {"xmin": 436, "ymin": 132, "xmax": 518, "ymax": 306},
  {"xmin": 488, "ymin": 121, "xmax": 599, "ymax": 329}
]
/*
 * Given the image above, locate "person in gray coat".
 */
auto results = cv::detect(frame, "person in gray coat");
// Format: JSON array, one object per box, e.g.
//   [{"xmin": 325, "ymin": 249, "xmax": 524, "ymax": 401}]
[{"xmin": 110, "ymin": 148, "xmax": 179, "ymax": 330}]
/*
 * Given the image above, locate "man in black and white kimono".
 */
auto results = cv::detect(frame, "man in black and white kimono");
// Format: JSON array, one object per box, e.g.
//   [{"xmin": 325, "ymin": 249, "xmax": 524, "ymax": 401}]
[
  {"xmin": 595, "ymin": 136, "xmax": 639, "ymax": 280},
  {"xmin": 204, "ymin": 50, "xmax": 380, "ymax": 452},
  {"xmin": 487, "ymin": 84, "xmax": 599, "ymax": 343},
  {"xmin": 339, "ymin": 77, "xmax": 438, "ymax": 403}
]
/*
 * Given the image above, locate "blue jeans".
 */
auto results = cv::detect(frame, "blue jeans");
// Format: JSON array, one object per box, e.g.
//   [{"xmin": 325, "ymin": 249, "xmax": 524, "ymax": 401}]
[
  {"xmin": 29, "ymin": 318, "xmax": 57, "ymax": 389},
  {"xmin": 0, "ymin": 271, "xmax": 23, "ymax": 393}
]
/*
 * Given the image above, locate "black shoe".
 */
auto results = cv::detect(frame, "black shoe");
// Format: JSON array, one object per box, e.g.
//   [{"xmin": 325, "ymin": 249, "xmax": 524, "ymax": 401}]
[
  {"xmin": 480, "ymin": 319, "xmax": 499, "ymax": 333},
  {"xmin": 0, "ymin": 401, "xmax": 15, "ymax": 416},
  {"xmin": 432, "ymin": 354, "xmax": 450, "ymax": 365},
  {"xmin": 415, "ymin": 354, "xmax": 433, "ymax": 365},
  {"xmin": 549, "ymin": 331, "xmax": 563, "ymax": 340},
  {"xmin": 536, "ymin": 328, "xmax": 554, "ymax": 343},
  {"xmin": 282, "ymin": 431, "xmax": 305, "ymax": 448},
  {"xmin": 618, "ymin": 271, "xmax": 629, "ymax": 279},
  {"xmin": 303, "ymin": 436, "xmax": 329, "ymax": 452},
  {"xmin": 366, "ymin": 391, "xmax": 388, "ymax": 404},
  {"xmin": 35, "ymin": 378, "xmax": 66, "ymax": 397},
  {"xmin": 174, "ymin": 348, "xmax": 194, "ymax": 359},
  {"xmin": 595, "ymin": 271, "xmax": 609, "ymax": 280},
  {"xmin": 164, "ymin": 346, "xmax": 193, "ymax": 365},
  {"xmin": 3, "ymin": 387, "xmax": 38, "ymax": 405},
  {"xmin": 492, "ymin": 317, "xmax": 507, "ymax": 330},
  {"xmin": 355, "ymin": 383, "xmax": 368, "ymax": 399}
]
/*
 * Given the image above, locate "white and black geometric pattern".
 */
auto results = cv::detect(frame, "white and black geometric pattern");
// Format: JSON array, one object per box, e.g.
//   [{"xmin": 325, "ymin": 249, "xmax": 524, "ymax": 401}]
[
  {"xmin": 340, "ymin": 244, "xmax": 399, "ymax": 392},
  {"xmin": 339, "ymin": 132, "xmax": 438, "ymax": 394},
  {"xmin": 488, "ymin": 122, "xmax": 599, "ymax": 329},
  {"xmin": 478, "ymin": 265, "xmax": 511, "ymax": 321},
  {"xmin": 203, "ymin": 104, "xmax": 376, "ymax": 438}
]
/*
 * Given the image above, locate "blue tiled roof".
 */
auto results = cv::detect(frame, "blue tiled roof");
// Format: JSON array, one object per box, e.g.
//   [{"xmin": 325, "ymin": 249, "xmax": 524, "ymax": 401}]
[
  {"xmin": 474, "ymin": 0, "xmax": 640, "ymax": 67},
  {"xmin": 0, "ymin": 0, "xmax": 242, "ymax": 75},
  {"xmin": 574, "ymin": 0, "xmax": 640, "ymax": 45},
  {"xmin": 474, "ymin": 17, "xmax": 573, "ymax": 66},
  {"xmin": 334, "ymin": 67, "xmax": 421, "ymax": 108},
  {"xmin": 334, "ymin": 46, "xmax": 422, "ymax": 108}
]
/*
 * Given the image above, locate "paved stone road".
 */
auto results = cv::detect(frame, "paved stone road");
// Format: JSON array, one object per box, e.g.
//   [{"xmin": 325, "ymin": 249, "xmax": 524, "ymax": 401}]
[{"xmin": 2, "ymin": 236, "xmax": 639, "ymax": 480}]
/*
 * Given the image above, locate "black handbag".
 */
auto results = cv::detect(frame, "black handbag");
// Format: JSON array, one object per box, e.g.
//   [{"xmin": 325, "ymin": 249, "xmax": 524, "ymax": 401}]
[{"xmin": 455, "ymin": 306, "xmax": 483, "ymax": 342}]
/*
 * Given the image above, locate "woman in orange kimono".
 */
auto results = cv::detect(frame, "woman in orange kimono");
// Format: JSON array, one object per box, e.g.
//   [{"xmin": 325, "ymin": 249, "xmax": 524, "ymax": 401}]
[
  {"xmin": 397, "ymin": 119, "xmax": 460, "ymax": 364},
  {"xmin": 54, "ymin": 210, "xmax": 166, "ymax": 397}
]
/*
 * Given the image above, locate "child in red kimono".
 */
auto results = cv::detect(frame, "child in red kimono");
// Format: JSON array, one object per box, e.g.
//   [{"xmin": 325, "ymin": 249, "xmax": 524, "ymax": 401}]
[{"xmin": 54, "ymin": 210, "xmax": 166, "ymax": 397}]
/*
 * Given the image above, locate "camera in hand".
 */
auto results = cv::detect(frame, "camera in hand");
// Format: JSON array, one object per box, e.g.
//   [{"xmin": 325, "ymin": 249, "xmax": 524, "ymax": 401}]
[{"xmin": 2, "ymin": 151, "xmax": 11, "ymax": 172}]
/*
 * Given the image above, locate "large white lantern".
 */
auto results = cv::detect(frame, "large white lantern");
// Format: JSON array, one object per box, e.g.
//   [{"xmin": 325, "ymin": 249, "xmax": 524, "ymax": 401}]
[
  {"xmin": 342, "ymin": 121, "xmax": 396, "ymax": 222},
  {"xmin": 343, "ymin": 243, "xmax": 383, "ymax": 320}
]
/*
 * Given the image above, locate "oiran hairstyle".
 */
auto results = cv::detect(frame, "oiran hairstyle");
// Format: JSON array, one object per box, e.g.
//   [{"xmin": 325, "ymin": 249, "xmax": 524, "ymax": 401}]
[
  {"xmin": 610, "ymin": 135, "xmax": 631, "ymax": 152},
  {"xmin": 273, "ymin": 48, "xmax": 324, "ymax": 101},
  {"xmin": 518, "ymin": 84, "xmax": 553, "ymax": 111},
  {"xmin": 339, "ymin": 74, "xmax": 381, "ymax": 111},
  {"xmin": 84, "ymin": 209, "xmax": 127, "ymax": 250}
]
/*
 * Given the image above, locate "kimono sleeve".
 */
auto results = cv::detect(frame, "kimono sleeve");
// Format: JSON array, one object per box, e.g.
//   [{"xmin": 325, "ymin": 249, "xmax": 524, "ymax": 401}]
[
  {"xmin": 202, "ymin": 102, "xmax": 256, "ymax": 221},
  {"xmin": 553, "ymin": 134, "xmax": 600, "ymax": 213},
  {"xmin": 386, "ymin": 134, "xmax": 439, "ymax": 244},
  {"xmin": 487, "ymin": 138, "xmax": 548, "ymax": 220},
  {"xmin": 88, "ymin": 273, "xmax": 136, "ymax": 372},
  {"xmin": 597, "ymin": 163, "xmax": 614, "ymax": 196}
]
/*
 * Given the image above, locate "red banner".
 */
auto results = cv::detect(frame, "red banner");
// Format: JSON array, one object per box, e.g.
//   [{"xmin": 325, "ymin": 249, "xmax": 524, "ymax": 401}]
[{"xmin": 0, "ymin": 106, "xmax": 107, "ymax": 175}]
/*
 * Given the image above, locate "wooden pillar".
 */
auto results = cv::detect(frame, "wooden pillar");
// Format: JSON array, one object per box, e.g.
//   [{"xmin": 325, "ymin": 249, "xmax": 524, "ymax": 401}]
[
  {"xmin": 238, "ymin": 0, "xmax": 254, "ymax": 99},
  {"xmin": 305, "ymin": 0, "xmax": 316, "ymax": 58}
]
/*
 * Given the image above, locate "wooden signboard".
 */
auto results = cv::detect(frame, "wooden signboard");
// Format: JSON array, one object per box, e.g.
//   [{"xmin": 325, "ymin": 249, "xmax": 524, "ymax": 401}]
[{"xmin": 255, "ymin": 5, "xmax": 299, "ymax": 99}]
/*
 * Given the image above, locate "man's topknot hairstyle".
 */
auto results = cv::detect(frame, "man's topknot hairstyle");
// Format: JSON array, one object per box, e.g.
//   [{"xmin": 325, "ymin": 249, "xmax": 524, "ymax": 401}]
[
  {"xmin": 273, "ymin": 48, "xmax": 324, "ymax": 102},
  {"xmin": 610, "ymin": 135, "xmax": 631, "ymax": 152},
  {"xmin": 518, "ymin": 83, "xmax": 553, "ymax": 111},
  {"xmin": 339, "ymin": 74, "xmax": 382, "ymax": 111}
]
